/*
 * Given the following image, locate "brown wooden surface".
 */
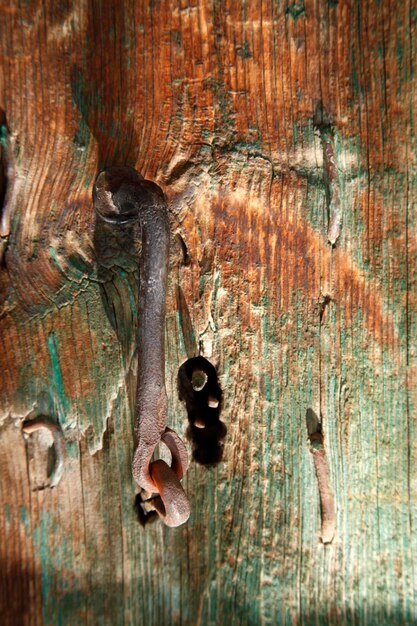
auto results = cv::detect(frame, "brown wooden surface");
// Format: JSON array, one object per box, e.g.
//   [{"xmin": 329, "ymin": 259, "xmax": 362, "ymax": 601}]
[{"xmin": 0, "ymin": 1, "xmax": 416, "ymax": 624}]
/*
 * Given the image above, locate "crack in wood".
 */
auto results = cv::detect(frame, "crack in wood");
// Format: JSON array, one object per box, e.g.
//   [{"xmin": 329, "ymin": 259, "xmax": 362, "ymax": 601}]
[{"xmin": 314, "ymin": 102, "xmax": 343, "ymax": 246}]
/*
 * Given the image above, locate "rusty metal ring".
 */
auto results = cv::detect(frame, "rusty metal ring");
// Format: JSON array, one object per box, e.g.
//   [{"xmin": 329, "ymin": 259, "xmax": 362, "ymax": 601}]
[
  {"xmin": 147, "ymin": 459, "xmax": 191, "ymax": 527},
  {"xmin": 160, "ymin": 427, "xmax": 189, "ymax": 480},
  {"xmin": 132, "ymin": 427, "xmax": 189, "ymax": 496}
]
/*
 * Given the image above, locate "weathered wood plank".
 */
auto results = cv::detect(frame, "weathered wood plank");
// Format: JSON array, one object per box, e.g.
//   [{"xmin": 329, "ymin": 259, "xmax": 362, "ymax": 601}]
[{"xmin": 0, "ymin": 0, "xmax": 416, "ymax": 624}]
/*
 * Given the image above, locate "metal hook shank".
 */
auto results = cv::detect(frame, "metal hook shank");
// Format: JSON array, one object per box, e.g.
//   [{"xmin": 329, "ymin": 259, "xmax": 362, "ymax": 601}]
[{"xmin": 94, "ymin": 167, "xmax": 190, "ymax": 526}]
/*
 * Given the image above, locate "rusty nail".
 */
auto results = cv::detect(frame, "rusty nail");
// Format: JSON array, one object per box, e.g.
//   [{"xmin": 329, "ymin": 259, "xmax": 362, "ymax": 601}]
[{"xmin": 306, "ymin": 409, "xmax": 335, "ymax": 544}]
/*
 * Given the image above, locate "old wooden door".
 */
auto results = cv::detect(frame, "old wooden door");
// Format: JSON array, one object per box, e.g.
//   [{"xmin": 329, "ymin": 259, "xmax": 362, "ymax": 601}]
[{"xmin": 1, "ymin": 1, "xmax": 416, "ymax": 624}]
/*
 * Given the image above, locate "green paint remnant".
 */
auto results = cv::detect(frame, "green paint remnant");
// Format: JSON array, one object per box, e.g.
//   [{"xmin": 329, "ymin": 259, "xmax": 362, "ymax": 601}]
[
  {"xmin": 175, "ymin": 311, "xmax": 186, "ymax": 356},
  {"xmin": 351, "ymin": 48, "xmax": 361, "ymax": 96},
  {"xmin": 198, "ymin": 274, "xmax": 207, "ymax": 299},
  {"xmin": 262, "ymin": 315, "xmax": 272, "ymax": 402},
  {"xmin": 203, "ymin": 77, "xmax": 235, "ymax": 135},
  {"xmin": 48, "ymin": 332, "xmax": 70, "ymax": 424},
  {"xmin": 19, "ymin": 505, "xmax": 30, "ymax": 532},
  {"xmin": 328, "ymin": 0, "xmax": 338, "ymax": 6},
  {"xmin": 173, "ymin": 30, "xmax": 181, "ymax": 45},
  {"xmin": 4, "ymin": 503, "xmax": 11, "ymax": 524},
  {"xmin": 237, "ymin": 41, "xmax": 252, "ymax": 59},
  {"xmin": 34, "ymin": 511, "xmax": 53, "ymax": 622},
  {"xmin": 292, "ymin": 122, "xmax": 299, "ymax": 144},
  {"xmin": 118, "ymin": 269, "xmax": 137, "ymax": 316},
  {"xmin": 49, "ymin": 246, "xmax": 66, "ymax": 275},
  {"xmin": 396, "ymin": 39, "xmax": 403, "ymax": 67},
  {"xmin": 0, "ymin": 124, "xmax": 8, "ymax": 150},
  {"xmin": 68, "ymin": 254, "xmax": 91, "ymax": 276},
  {"xmin": 71, "ymin": 68, "xmax": 91, "ymax": 150},
  {"xmin": 66, "ymin": 440, "xmax": 79, "ymax": 459},
  {"xmin": 29, "ymin": 237, "xmax": 41, "ymax": 261},
  {"xmin": 286, "ymin": 2, "xmax": 305, "ymax": 19},
  {"xmin": 83, "ymin": 174, "xmax": 91, "ymax": 189}
]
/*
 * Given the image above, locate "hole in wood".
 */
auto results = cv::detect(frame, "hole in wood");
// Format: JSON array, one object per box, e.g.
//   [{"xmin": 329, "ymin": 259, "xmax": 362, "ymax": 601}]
[{"xmin": 178, "ymin": 356, "xmax": 226, "ymax": 466}]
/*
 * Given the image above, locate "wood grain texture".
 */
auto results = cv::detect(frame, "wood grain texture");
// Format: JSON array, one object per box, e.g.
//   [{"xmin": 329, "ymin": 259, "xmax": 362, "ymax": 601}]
[{"xmin": 0, "ymin": 0, "xmax": 416, "ymax": 624}]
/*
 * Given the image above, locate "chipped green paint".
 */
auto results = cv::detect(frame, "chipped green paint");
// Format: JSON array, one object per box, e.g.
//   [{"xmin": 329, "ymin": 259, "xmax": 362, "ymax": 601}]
[
  {"xmin": 3, "ymin": 503, "xmax": 12, "ymax": 524},
  {"xmin": 173, "ymin": 30, "xmax": 181, "ymax": 45},
  {"xmin": 175, "ymin": 310, "xmax": 187, "ymax": 356},
  {"xmin": 83, "ymin": 174, "xmax": 91, "ymax": 189},
  {"xmin": 65, "ymin": 440, "xmax": 79, "ymax": 459},
  {"xmin": 351, "ymin": 47, "xmax": 361, "ymax": 97},
  {"xmin": 49, "ymin": 246, "xmax": 65, "ymax": 275},
  {"xmin": 71, "ymin": 68, "xmax": 95, "ymax": 150},
  {"xmin": 19, "ymin": 505, "xmax": 30, "ymax": 532},
  {"xmin": 117, "ymin": 269, "xmax": 137, "ymax": 317},
  {"xmin": 33, "ymin": 511, "xmax": 53, "ymax": 623},
  {"xmin": 67, "ymin": 253, "xmax": 92, "ymax": 277},
  {"xmin": 48, "ymin": 332, "xmax": 70, "ymax": 425},
  {"xmin": 262, "ymin": 314, "xmax": 272, "ymax": 402}
]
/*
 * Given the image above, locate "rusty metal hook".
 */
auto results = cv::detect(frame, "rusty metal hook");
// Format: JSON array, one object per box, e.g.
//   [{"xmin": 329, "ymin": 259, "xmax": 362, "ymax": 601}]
[
  {"xmin": 93, "ymin": 166, "xmax": 190, "ymax": 527},
  {"xmin": 21, "ymin": 416, "xmax": 66, "ymax": 488}
]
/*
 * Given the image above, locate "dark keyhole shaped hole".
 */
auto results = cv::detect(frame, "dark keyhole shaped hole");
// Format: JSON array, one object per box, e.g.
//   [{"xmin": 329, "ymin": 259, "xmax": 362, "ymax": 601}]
[{"xmin": 178, "ymin": 356, "xmax": 226, "ymax": 466}]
